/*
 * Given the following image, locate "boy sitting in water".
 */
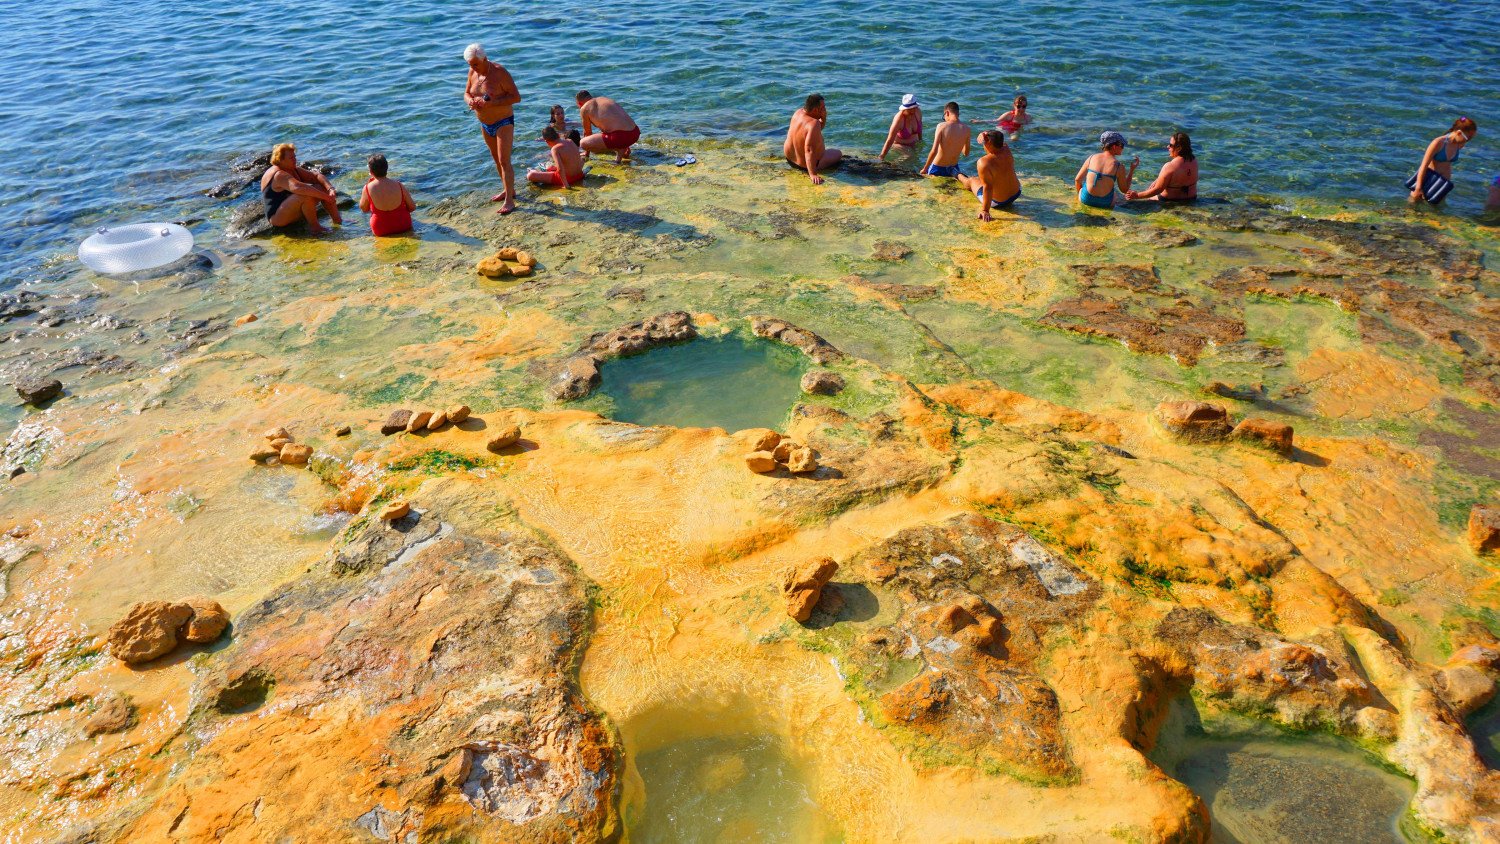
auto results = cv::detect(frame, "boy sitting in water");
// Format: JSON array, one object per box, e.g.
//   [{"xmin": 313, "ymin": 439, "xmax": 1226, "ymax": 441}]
[
  {"xmin": 955, "ymin": 131, "xmax": 1021, "ymax": 221},
  {"xmin": 526, "ymin": 126, "xmax": 587, "ymax": 188}
]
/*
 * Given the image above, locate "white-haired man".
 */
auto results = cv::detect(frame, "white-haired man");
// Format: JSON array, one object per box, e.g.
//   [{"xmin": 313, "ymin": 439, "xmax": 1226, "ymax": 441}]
[{"xmin": 463, "ymin": 43, "xmax": 521, "ymax": 214}]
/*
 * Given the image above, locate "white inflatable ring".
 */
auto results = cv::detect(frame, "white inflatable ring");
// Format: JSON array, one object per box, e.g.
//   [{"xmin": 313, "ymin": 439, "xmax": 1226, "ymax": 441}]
[{"xmin": 78, "ymin": 223, "xmax": 194, "ymax": 274}]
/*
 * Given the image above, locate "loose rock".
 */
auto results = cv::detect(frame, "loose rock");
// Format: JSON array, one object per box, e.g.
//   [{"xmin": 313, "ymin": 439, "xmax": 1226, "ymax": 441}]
[
  {"xmin": 781, "ymin": 557, "xmax": 839, "ymax": 622},
  {"xmin": 447, "ymin": 405, "xmax": 472, "ymax": 424},
  {"xmin": 487, "ymin": 424, "xmax": 521, "ymax": 451},
  {"xmin": 381, "ymin": 409, "xmax": 413, "ymax": 435},
  {"xmin": 772, "ymin": 440, "xmax": 796, "ymax": 463},
  {"xmin": 786, "ymin": 445, "xmax": 818, "ymax": 474},
  {"xmin": 267, "ymin": 437, "xmax": 292, "ymax": 451},
  {"xmin": 264, "ymin": 427, "xmax": 290, "ymax": 441},
  {"xmin": 745, "ymin": 451, "xmax": 778, "ymax": 473},
  {"xmin": 235, "ymin": 314, "xmax": 258, "ymax": 326},
  {"xmin": 105, "ymin": 601, "xmax": 195, "ymax": 664},
  {"xmin": 15, "ymin": 376, "xmax": 63, "ymax": 405},
  {"xmin": 279, "ymin": 444, "xmax": 312, "ymax": 466},
  {"xmin": 1232, "ymin": 418, "xmax": 1294, "ymax": 454},
  {"xmin": 426, "ymin": 411, "xmax": 447, "ymax": 430},
  {"xmin": 476, "ymin": 256, "xmax": 511, "ymax": 278},
  {"xmin": 801, "ymin": 371, "xmax": 845, "ymax": 396},
  {"xmin": 515, "ymin": 250, "xmax": 536, "ymax": 267},
  {"xmin": 249, "ymin": 446, "xmax": 280, "ymax": 464},
  {"xmin": 180, "ymin": 598, "xmax": 230, "ymax": 643},
  {"xmin": 1154, "ymin": 401, "xmax": 1232, "ymax": 441},
  {"xmin": 83, "ymin": 694, "xmax": 135, "ymax": 737},
  {"xmin": 406, "ymin": 411, "xmax": 433, "ymax": 433},
  {"xmin": 510, "ymin": 264, "xmax": 534, "ymax": 277},
  {"xmin": 1432, "ymin": 664, "xmax": 1496, "ymax": 716},
  {"xmin": 749, "ymin": 430, "xmax": 782, "ymax": 452},
  {"xmin": 1469, "ymin": 506, "xmax": 1500, "ymax": 556},
  {"xmin": 380, "ymin": 501, "xmax": 411, "ymax": 521},
  {"xmin": 333, "ymin": 425, "xmax": 351, "ymax": 437}
]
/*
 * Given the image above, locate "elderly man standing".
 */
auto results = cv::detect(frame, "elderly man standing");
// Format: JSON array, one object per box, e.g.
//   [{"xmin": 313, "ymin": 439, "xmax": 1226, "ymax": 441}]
[
  {"xmin": 576, "ymin": 91, "xmax": 641, "ymax": 164},
  {"xmin": 784, "ymin": 94, "xmax": 842, "ymax": 185},
  {"xmin": 463, "ymin": 43, "xmax": 521, "ymax": 214}
]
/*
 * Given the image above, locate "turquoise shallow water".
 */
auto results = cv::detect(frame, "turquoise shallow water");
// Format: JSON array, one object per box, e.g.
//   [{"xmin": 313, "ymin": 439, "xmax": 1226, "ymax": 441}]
[{"xmin": 1, "ymin": 0, "xmax": 1496, "ymax": 282}]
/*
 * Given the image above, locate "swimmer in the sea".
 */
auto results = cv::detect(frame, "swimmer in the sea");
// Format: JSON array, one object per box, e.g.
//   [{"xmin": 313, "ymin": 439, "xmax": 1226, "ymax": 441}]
[
  {"xmin": 956, "ymin": 130, "xmax": 1021, "ymax": 221},
  {"xmin": 921, "ymin": 102, "xmax": 971, "ymax": 178},
  {"xmin": 463, "ymin": 43, "xmax": 522, "ymax": 214},
  {"xmin": 996, "ymin": 95, "xmax": 1032, "ymax": 135},
  {"xmin": 358, "ymin": 153, "xmax": 415, "ymax": 237},
  {"xmin": 784, "ymin": 94, "xmax": 842, "ymax": 184},
  {"xmin": 879, "ymin": 94, "xmax": 923, "ymax": 159},
  {"xmin": 526, "ymin": 126, "xmax": 587, "ymax": 188}
]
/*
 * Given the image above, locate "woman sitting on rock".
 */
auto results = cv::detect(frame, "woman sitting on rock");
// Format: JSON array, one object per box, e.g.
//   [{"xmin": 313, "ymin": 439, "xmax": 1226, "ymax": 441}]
[
  {"xmin": 260, "ymin": 143, "xmax": 340, "ymax": 235},
  {"xmin": 1126, "ymin": 132, "xmax": 1198, "ymax": 202},
  {"xmin": 1074, "ymin": 131, "xmax": 1137, "ymax": 210}
]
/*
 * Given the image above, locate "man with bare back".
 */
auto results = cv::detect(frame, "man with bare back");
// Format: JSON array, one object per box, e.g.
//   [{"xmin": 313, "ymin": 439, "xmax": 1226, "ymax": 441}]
[
  {"xmin": 576, "ymin": 91, "xmax": 641, "ymax": 163},
  {"xmin": 784, "ymin": 94, "xmax": 842, "ymax": 185},
  {"xmin": 922, "ymin": 101, "xmax": 971, "ymax": 178}
]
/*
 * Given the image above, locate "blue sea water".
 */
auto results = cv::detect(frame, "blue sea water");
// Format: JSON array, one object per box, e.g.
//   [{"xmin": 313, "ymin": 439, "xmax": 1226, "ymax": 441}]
[{"xmin": 1, "ymin": 0, "xmax": 1496, "ymax": 282}]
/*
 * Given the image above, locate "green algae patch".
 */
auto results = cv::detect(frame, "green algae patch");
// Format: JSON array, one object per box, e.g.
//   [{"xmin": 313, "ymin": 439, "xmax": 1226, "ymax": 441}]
[{"xmin": 388, "ymin": 450, "xmax": 491, "ymax": 475}]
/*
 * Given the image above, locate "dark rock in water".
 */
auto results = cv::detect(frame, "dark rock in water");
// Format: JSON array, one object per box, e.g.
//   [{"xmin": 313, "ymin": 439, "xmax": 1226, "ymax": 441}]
[
  {"xmin": 837, "ymin": 157, "xmax": 924, "ymax": 182},
  {"xmin": 206, "ymin": 176, "xmax": 254, "ymax": 199},
  {"xmin": 230, "ymin": 150, "xmax": 272, "ymax": 172},
  {"xmin": 1204, "ymin": 381, "xmax": 1264, "ymax": 401},
  {"xmin": 872, "ymin": 240, "xmax": 912, "ymax": 261},
  {"xmin": 53, "ymin": 347, "xmax": 134, "ymax": 376},
  {"xmin": 1094, "ymin": 442, "xmax": 1136, "ymax": 459},
  {"xmin": 749, "ymin": 316, "xmax": 843, "ymax": 364},
  {"xmin": 229, "ymin": 245, "xmax": 266, "ymax": 264},
  {"xmin": 225, "ymin": 202, "xmax": 272, "ymax": 240},
  {"xmin": 15, "ymin": 376, "xmax": 62, "ymax": 405},
  {"xmin": 605, "ymin": 286, "xmax": 646, "ymax": 302},
  {"xmin": 0, "ymin": 291, "xmax": 41, "ymax": 322},
  {"xmin": 381, "ymin": 409, "xmax": 413, "ymax": 435},
  {"xmin": 163, "ymin": 319, "xmax": 228, "ymax": 357},
  {"xmin": 548, "ymin": 312, "xmax": 697, "ymax": 401}
]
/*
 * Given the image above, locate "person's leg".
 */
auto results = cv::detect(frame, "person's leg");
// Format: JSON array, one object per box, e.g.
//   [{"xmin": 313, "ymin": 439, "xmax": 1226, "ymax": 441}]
[
  {"xmin": 268, "ymin": 195, "xmax": 304, "ymax": 228},
  {"xmin": 497, "ymin": 124, "xmax": 516, "ymax": 214},
  {"xmin": 818, "ymin": 148, "xmax": 843, "ymax": 171},
  {"xmin": 482, "ymin": 129, "xmax": 506, "ymax": 202},
  {"xmin": 320, "ymin": 194, "xmax": 342, "ymax": 226},
  {"xmin": 300, "ymin": 196, "xmax": 327, "ymax": 235},
  {"xmin": 580, "ymin": 134, "xmax": 609, "ymax": 155},
  {"xmin": 955, "ymin": 172, "xmax": 977, "ymax": 192},
  {"xmin": 527, "ymin": 169, "xmax": 563, "ymax": 187}
]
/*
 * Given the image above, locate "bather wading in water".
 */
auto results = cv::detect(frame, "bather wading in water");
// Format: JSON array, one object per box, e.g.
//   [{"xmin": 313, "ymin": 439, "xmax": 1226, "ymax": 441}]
[
  {"xmin": 879, "ymin": 94, "xmax": 924, "ymax": 159},
  {"xmin": 358, "ymin": 153, "xmax": 415, "ymax": 237},
  {"xmin": 922, "ymin": 101, "xmax": 972, "ymax": 178},
  {"xmin": 784, "ymin": 93, "xmax": 843, "ymax": 185},
  {"xmin": 1409, "ymin": 117, "xmax": 1478, "ymax": 205},
  {"xmin": 956, "ymin": 130, "xmax": 1021, "ymax": 221},
  {"xmin": 259, "ymin": 143, "xmax": 340, "ymax": 235},
  {"xmin": 463, "ymin": 43, "xmax": 522, "ymax": 214},
  {"xmin": 1074, "ymin": 131, "xmax": 1137, "ymax": 210}
]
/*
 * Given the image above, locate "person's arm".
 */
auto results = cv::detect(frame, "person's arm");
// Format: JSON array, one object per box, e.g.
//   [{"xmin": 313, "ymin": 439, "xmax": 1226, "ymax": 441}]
[
  {"xmin": 401, "ymin": 183, "xmax": 415, "ymax": 211},
  {"xmin": 978, "ymin": 166, "xmax": 996, "ymax": 222},
  {"xmin": 1118, "ymin": 157, "xmax": 1138, "ymax": 193},
  {"xmin": 1127, "ymin": 161, "xmax": 1170, "ymax": 200},
  {"xmin": 1411, "ymin": 137, "xmax": 1440, "ymax": 201},
  {"xmin": 879, "ymin": 113, "xmax": 901, "ymax": 158},
  {"xmin": 358, "ymin": 183, "xmax": 372, "ymax": 212},
  {"xmin": 580, "ymin": 105, "xmax": 595, "ymax": 137},
  {"xmin": 962, "ymin": 130, "xmax": 971, "ymax": 158},
  {"xmin": 804, "ymin": 126, "xmax": 823, "ymax": 184},
  {"xmin": 286, "ymin": 176, "xmax": 333, "ymax": 201},
  {"xmin": 491, "ymin": 66, "xmax": 521, "ymax": 107},
  {"xmin": 922, "ymin": 133, "xmax": 940, "ymax": 174},
  {"xmin": 464, "ymin": 71, "xmax": 480, "ymax": 110},
  {"xmin": 298, "ymin": 166, "xmax": 336, "ymax": 195},
  {"xmin": 1074, "ymin": 160, "xmax": 1088, "ymax": 193},
  {"xmin": 552, "ymin": 146, "xmax": 571, "ymax": 190}
]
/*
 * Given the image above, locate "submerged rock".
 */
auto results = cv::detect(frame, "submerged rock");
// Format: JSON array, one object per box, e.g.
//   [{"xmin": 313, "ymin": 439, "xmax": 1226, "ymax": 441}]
[
  {"xmin": 748, "ymin": 316, "xmax": 843, "ymax": 364},
  {"xmin": 1154, "ymin": 401, "xmax": 1232, "ymax": 441},
  {"xmin": 14, "ymin": 376, "xmax": 62, "ymax": 405},
  {"xmin": 781, "ymin": 557, "xmax": 838, "ymax": 622},
  {"xmin": 1469, "ymin": 506, "xmax": 1500, "ymax": 556},
  {"xmin": 105, "ymin": 601, "xmax": 195, "ymax": 664},
  {"xmin": 83, "ymin": 693, "xmax": 135, "ymax": 737}
]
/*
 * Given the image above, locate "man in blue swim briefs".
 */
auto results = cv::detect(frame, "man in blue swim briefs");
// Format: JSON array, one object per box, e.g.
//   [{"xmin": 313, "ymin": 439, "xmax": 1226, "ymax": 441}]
[
  {"xmin": 956, "ymin": 131, "xmax": 1021, "ymax": 222},
  {"xmin": 463, "ymin": 43, "xmax": 522, "ymax": 214},
  {"xmin": 922, "ymin": 102, "xmax": 971, "ymax": 178}
]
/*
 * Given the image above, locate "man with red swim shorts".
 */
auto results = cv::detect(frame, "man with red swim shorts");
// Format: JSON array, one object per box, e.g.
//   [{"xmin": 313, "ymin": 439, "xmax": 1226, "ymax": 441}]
[
  {"xmin": 526, "ymin": 126, "xmax": 587, "ymax": 188},
  {"xmin": 576, "ymin": 90, "xmax": 641, "ymax": 163}
]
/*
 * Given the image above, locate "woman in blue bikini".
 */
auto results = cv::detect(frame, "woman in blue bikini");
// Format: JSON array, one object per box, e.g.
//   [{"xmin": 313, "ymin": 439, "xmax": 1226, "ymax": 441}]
[
  {"xmin": 464, "ymin": 43, "xmax": 522, "ymax": 214},
  {"xmin": 1074, "ymin": 131, "xmax": 1137, "ymax": 210},
  {"xmin": 1410, "ymin": 117, "xmax": 1477, "ymax": 205}
]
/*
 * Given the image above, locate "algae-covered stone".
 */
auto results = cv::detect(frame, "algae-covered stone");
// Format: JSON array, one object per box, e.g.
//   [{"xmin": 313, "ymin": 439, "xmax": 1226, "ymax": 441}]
[{"xmin": 1232, "ymin": 417, "xmax": 1293, "ymax": 455}]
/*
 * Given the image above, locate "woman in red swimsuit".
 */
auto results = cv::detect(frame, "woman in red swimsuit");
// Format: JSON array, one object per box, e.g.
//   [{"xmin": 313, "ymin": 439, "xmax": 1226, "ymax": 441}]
[{"xmin": 358, "ymin": 154, "xmax": 415, "ymax": 237}]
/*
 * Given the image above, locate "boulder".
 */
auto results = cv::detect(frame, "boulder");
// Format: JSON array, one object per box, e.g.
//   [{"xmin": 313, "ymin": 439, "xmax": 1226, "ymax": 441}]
[
  {"xmin": 105, "ymin": 601, "xmax": 194, "ymax": 664},
  {"xmin": 1154, "ymin": 401, "xmax": 1232, "ymax": 441},
  {"xmin": 83, "ymin": 694, "xmax": 135, "ymax": 737},
  {"xmin": 279, "ymin": 443, "xmax": 312, "ymax": 466},
  {"xmin": 781, "ymin": 557, "xmax": 839, "ymax": 622},
  {"xmin": 264, "ymin": 427, "xmax": 291, "ymax": 441},
  {"xmin": 801, "ymin": 371, "xmax": 845, "ymax": 396},
  {"xmin": 15, "ymin": 376, "xmax": 62, "ymax": 405},
  {"xmin": 1469, "ymin": 506, "xmax": 1500, "ymax": 556},
  {"xmin": 426, "ymin": 410, "xmax": 447, "ymax": 430},
  {"xmin": 548, "ymin": 355, "xmax": 602, "ymax": 401},
  {"xmin": 181, "ymin": 598, "xmax": 230, "ymax": 643},
  {"xmin": 249, "ymin": 446, "xmax": 280, "ymax": 464},
  {"xmin": 476, "ymin": 256, "xmax": 511, "ymax": 278},
  {"xmin": 446, "ymin": 405, "xmax": 472, "ymax": 424},
  {"xmin": 515, "ymin": 250, "xmax": 536, "ymax": 267},
  {"xmin": 497, "ymin": 247, "xmax": 520, "ymax": 260},
  {"xmin": 1232, "ymin": 417, "xmax": 1294, "ymax": 455},
  {"xmin": 380, "ymin": 501, "xmax": 411, "ymax": 521},
  {"xmin": 772, "ymin": 440, "xmax": 796, "ymax": 463},
  {"xmin": 745, "ymin": 451, "xmax": 778, "ymax": 473},
  {"xmin": 381, "ymin": 409, "xmax": 413, "ymax": 435},
  {"xmin": 1432, "ymin": 664, "xmax": 1496, "ymax": 716},
  {"xmin": 487, "ymin": 424, "xmax": 521, "ymax": 451},
  {"xmin": 406, "ymin": 411, "xmax": 433, "ymax": 433},
  {"xmin": 786, "ymin": 445, "xmax": 818, "ymax": 475},
  {"xmin": 224, "ymin": 202, "xmax": 273, "ymax": 240},
  {"xmin": 1450, "ymin": 644, "xmax": 1500, "ymax": 669}
]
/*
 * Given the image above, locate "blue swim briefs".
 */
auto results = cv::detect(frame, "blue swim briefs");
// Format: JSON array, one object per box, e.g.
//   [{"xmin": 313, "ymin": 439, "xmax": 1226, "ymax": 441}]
[
  {"xmin": 924, "ymin": 163, "xmax": 963, "ymax": 177},
  {"xmin": 481, "ymin": 115, "xmax": 516, "ymax": 137}
]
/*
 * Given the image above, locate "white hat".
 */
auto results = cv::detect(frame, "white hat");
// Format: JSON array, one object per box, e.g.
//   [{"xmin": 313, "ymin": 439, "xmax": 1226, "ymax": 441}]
[{"xmin": 900, "ymin": 94, "xmax": 919, "ymax": 109}]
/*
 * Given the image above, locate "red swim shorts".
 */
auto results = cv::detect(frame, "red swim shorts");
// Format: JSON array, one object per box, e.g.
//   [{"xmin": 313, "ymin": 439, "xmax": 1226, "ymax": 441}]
[
  {"xmin": 602, "ymin": 126, "xmax": 640, "ymax": 151},
  {"xmin": 531, "ymin": 169, "xmax": 585, "ymax": 187}
]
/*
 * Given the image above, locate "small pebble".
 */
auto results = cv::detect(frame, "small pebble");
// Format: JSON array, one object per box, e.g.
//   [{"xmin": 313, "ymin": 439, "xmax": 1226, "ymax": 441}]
[
  {"xmin": 236, "ymin": 314, "xmax": 258, "ymax": 326},
  {"xmin": 333, "ymin": 425, "xmax": 351, "ymax": 437}
]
